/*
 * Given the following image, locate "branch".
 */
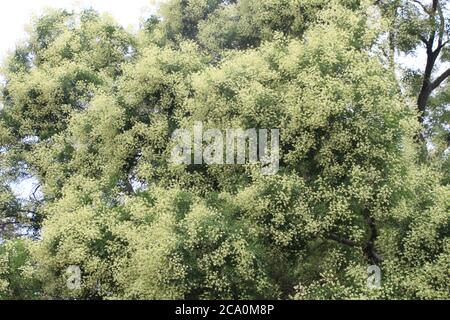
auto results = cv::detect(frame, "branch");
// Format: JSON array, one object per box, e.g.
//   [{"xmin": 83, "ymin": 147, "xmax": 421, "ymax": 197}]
[
  {"xmin": 436, "ymin": 39, "xmax": 450, "ymax": 51},
  {"xmin": 412, "ymin": 0, "xmax": 430, "ymax": 14},
  {"xmin": 432, "ymin": 0, "xmax": 439, "ymax": 12},
  {"xmin": 419, "ymin": 34, "xmax": 430, "ymax": 47},
  {"xmin": 124, "ymin": 179, "xmax": 135, "ymax": 195},
  {"xmin": 431, "ymin": 67, "xmax": 450, "ymax": 91},
  {"xmin": 426, "ymin": 0, "xmax": 439, "ymax": 51},
  {"xmin": 31, "ymin": 183, "xmax": 42, "ymax": 201},
  {"xmin": 0, "ymin": 220, "xmax": 21, "ymax": 233},
  {"xmin": 326, "ymin": 210, "xmax": 383, "ymax": 265},
  {"xmin": 437, "ymin": 4, "xmax": 445, "ymax": 48},
  {"xmin": 0, "ymin": 220, "xmax": 19, "ymax": 226},
  {"xmin": 363, "ymin": 209, "xmax": 383, "ymax": 264},
  {"xmin": 328, "ymin": 233, "xmax": 358, "ymax": 247}
]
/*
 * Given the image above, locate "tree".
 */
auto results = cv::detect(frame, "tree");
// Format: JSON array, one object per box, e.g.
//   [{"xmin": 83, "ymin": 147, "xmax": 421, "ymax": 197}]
[
  {"xmin": 378, "ymin": 0, "xmax": 450, "ymax": 145},
  {"xmin": 0, "ymin": 240, "xmax": 41, "ymax": 300},
  {"xmin": 0, "ymin": 0, "xmax": 448, "ymax": 300}
]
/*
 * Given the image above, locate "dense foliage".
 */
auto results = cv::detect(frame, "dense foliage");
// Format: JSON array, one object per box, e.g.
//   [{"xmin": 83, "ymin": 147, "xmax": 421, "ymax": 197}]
[{"xmin": 0, "ymin": 0, "xmax": 449, "ymax": 300}]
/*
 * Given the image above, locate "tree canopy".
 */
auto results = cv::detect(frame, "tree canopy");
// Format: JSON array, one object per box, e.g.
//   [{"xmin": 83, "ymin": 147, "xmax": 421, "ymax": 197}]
[{"xmin": 0, "ymin": 0, "xmax": 449, "ymax": 300}]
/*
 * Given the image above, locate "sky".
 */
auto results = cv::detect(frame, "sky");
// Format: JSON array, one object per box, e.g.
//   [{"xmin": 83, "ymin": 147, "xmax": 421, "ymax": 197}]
[{"xmin": 0, "ymin": 0, "xmax": 158, "ymax": 62}]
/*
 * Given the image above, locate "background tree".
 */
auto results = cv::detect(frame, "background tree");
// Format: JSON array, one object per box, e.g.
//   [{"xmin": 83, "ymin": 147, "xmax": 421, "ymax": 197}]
[{"xmin": 378, "ymin": 0, "xmax": 450, "ymax": 146}]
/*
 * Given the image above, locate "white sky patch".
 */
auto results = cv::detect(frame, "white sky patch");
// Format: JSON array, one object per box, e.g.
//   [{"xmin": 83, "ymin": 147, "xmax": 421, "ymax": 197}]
[
  {"xmin": 10, "ymin": 177, "xmax": 41, "ymax": 201},
  {"xmin": 0, "ymin": 0, "xmax": 158, "ymax": 62}
]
